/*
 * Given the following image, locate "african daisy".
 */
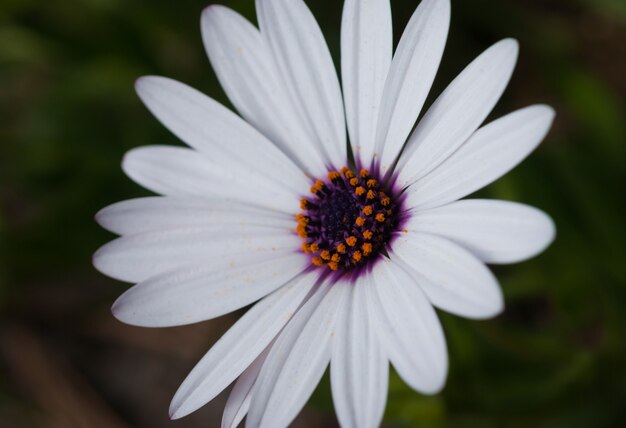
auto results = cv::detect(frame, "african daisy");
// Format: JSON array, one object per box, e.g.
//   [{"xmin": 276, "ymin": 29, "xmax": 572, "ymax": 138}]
[{"xmin": 94, "ymin": 0, "xmax": 556, "ymax": 426}]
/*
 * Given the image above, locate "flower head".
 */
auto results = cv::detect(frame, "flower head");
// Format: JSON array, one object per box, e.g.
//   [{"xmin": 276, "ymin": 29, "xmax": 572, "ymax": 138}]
[
  {"xmin": 298, "ymin": 167, "xmax": 403, "ymax": 274},
  {"xmin": 94, "ymin": 0, "xmax": 556, "ymax": 427}
]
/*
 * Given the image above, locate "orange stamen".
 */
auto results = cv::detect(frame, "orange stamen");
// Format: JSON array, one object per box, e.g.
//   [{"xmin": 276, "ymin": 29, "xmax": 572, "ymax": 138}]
[
  {"xmin": 362, "ymin": 205, "xmax": 373, "ymax": 216},
  {"xmin": 345, "ymin": 236, "xmax": 357, "ymax": 247},
  {"xmin": 362, "ymin": 242, "xmax": 373, "ymax": 256},
  {"xmin": 355, "ymin": 217, "xmax": 366, "ymax": 227},
  {"xmin": 355, "ymin": 187, "xmax": 365, "ymax": 196},
  {"xmin": 296, "ymin": 225, "xmax": 308, "ymax": 238},
  {"xmin": 375, "ymin": 213, "xmax": 385, "ymax": 222},
  {"xmin": 320, "ymin": 250, "xmax": 331, "ymax": 260},
  {"xmin": 310, "ymin": 180, "xmax": 325, "ymax": 194}
]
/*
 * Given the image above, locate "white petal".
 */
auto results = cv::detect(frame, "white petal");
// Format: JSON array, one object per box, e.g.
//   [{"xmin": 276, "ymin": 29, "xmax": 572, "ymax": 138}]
[
  {"xmin": 391, "ymin": 232, "xmax": 503, "ymax": 319},
  {"xmin": 111, "ymin": 251, "xmax": 308, "ymax": 327},
  {"xmin": 122, "ymin": 146, "xmax": 298, "ymax": 213},
  {"xmin": 396, "ymin": 39, "xmax": 519, "ymax": 186},
  {"xmin": 341, "ymin": 0, "xmax": 392, "ymax": 166},
  {"xmin": 405, "ymin": 105, "xmax": 555, "ymax": 209},
  {"xmin": 134, "ymin": 76, "xmax": 310, "ymax": 195},
  {"xmin": 201, "ymin": 6, "xmax": 327, "ymax": 175},
  {"xmin": 247, "ymin": 278, "xmax": 350, "ymax": 428},
  {"xmin": 94, "ymin": 226, "xmax": 299, "ymax": 283},
  {"xmin": 96, "ymin": 196, "xmax": 293, "ymax": 236},
  {"xmin": 368, "ymin": 258, "xmax": 447, "ymax": 393},
  {"xmin": 256, "ymin": 0, "xmax": 346, "ymax": 166},
  {"xmin": 375, "ymin": 0, "xmax": 450, "ymax": 173},
  {"xmin": 221, "ymin": 345, "xmax": 271, "ymax": 428},
  {"xmin": 169, "ymin": 273, "xmax": 317, "ymax": 419},
  {"xmin": 404, "ymin": 199, "xmax": 555, "ymax": 264},
  {"xmin": 331, "ymin": 277, "xmax": 388, "ymax": 428}
]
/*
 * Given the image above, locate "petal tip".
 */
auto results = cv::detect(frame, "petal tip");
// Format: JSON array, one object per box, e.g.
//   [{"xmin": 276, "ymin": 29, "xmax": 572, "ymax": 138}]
[
  {"xmin": 541, "ymin": 105, "xmax": 557, "ymax": 126},
  {"xmin": 492, "ymin": 38, "xmax": 519, "ymax": 61},
  {"xmin": 201, "ymin": 3, "xmax": 225, "ymax": 22},
  {"xmin": 91, "ymin": 244, "xmax": 111, "ymax": 275},
  {"xmin": 134, "ymin": 76, "xmax": 153, "ymax": 94},
  {"xmin": 94, "ymin": 205, "xmax": 118, "ymax": 231},
  {"xmin": 501, "ymin": 37, "xmax": 519, "ymax": 48},
  {"xmin": 529, "ymin": 103, "xmax": 556, "ymax": 120},
  {"xmin": 543, "ymin": 212, "xmax": 557, "ymax": 247},
  {"xmin": 169, "ymin": 395, "xmax": 195, "ymax": 420},
  {"xmin": 111, "ymin": 291, "xmax": 152, "ymax": 327},
  {"xmin": 505, "ymin": 38, "xmax": 520, "ymax": 56},
  {"xmin": 94, "ymin": 208, "xmax": 106, "ymax": 228},
  {"xmin": 133, "ymin": 76, "xmax": 145, "ymax": 91},
  {"xmin": 416, "ymin": 369, "xmax": 448, "ymax": 396},
  {"xmin": 120, "ymin": 150, "xmax": 136, "ymax": 178},
  {"xmin": 168, "ymin": 405, "xmax": 183, "ymax": 420},
  {"xmin": 110, "ymin": 293, "xmax": 129, "ymax": 322},
  {"xmin": 539, "ymin": 103, "xmax": 556, "ymax": 117},
  {"xmin": 120, "ymin": 146, "xmax": 149, "ymax": 178},
  {"xmin": 135, "ymin": 75, "xmax": 171, "ymax": 98},
  {"xmin": 489, "ymin": 294, "xmax": 506, "ymax": 319}
]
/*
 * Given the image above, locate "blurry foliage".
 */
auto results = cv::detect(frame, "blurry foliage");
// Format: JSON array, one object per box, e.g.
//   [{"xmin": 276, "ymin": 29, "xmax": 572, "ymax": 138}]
[{"xmin": 1, "ymin": 0, "xmax": 625, "ymax": 427}]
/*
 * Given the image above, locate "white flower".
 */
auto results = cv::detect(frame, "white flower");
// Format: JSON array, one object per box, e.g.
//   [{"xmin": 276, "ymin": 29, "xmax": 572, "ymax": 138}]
[{"xmin": 93, "ymin": 0, "xmax": 556, "ymax": 426}]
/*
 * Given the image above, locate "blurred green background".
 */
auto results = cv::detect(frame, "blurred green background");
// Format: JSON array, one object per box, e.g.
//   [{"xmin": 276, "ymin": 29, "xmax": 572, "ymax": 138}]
[{"xmin": 1, "ymin": 0, "xmax": 625, "ymax": 427}]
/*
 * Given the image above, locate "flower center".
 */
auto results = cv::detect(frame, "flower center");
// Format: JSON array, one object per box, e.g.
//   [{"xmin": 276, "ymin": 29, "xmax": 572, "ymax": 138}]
[{"xmin": 297, "ymin": 167, "xmax": 399, "ymax": 273}]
